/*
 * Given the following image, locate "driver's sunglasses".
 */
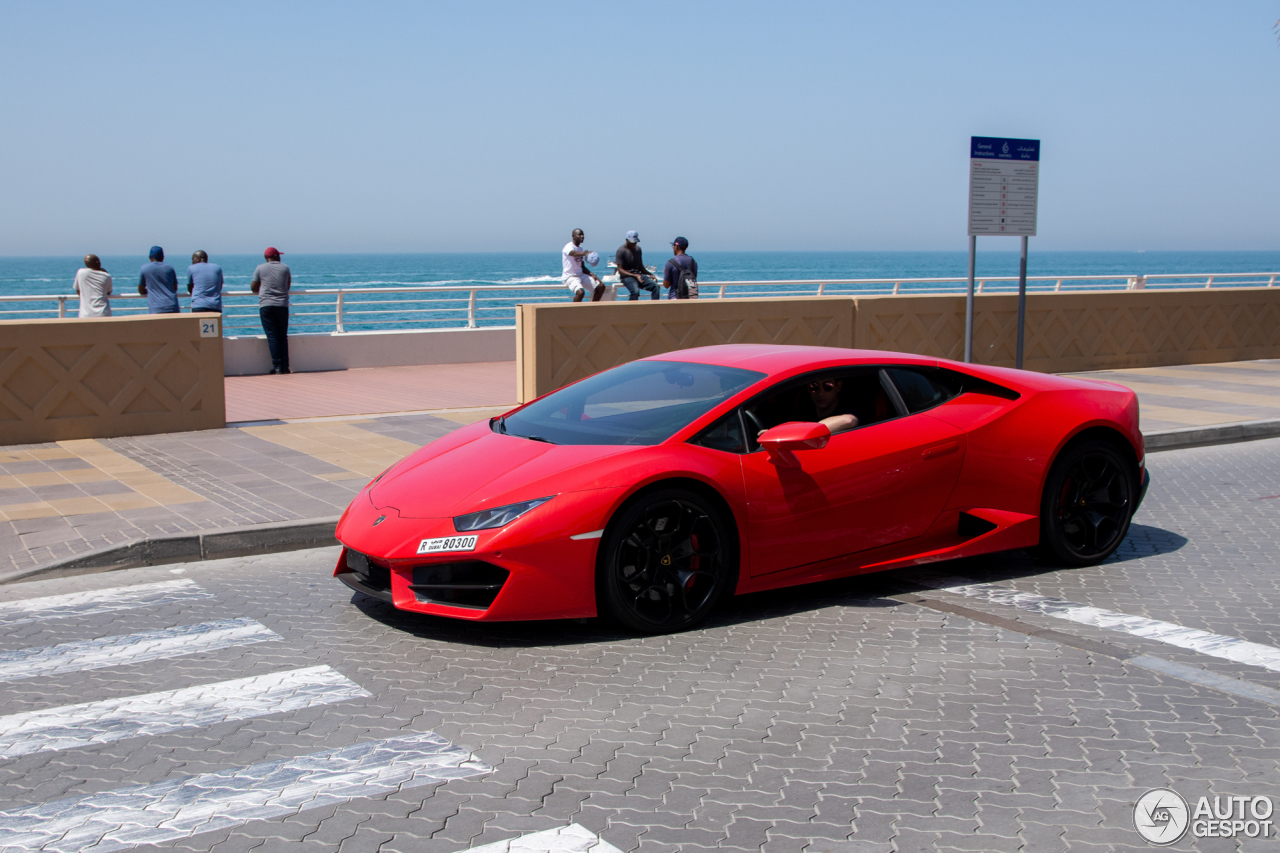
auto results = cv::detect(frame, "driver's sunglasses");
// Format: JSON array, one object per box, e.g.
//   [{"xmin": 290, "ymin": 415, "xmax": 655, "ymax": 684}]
[{"xmin": 808, "ymin": 381, "xmax": 838, "ymax": 392}]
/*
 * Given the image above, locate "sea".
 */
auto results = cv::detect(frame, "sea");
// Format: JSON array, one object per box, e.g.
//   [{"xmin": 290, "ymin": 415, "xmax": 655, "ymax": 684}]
[{"xmin": 4, "ymin": 251, "xmax": 1278, "ymax": 334}]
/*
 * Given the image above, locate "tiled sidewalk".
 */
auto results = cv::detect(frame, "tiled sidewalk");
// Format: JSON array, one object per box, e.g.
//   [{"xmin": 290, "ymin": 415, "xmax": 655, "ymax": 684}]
[
  {"xmin": 1070, "ymin": 359, "xmax": 1280, "ymax": 431},
  {"xmin": 3, "ymin": 358, "xmax": 1280, "ymax": 577},
  {"xmin": 0, "ymin": 408, "xmax": 507, "ymax": 574}
]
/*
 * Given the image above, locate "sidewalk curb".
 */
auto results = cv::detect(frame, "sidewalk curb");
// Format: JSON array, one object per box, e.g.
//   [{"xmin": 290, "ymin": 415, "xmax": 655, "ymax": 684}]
[
  {"xmin": 0, "ymin": 517, "xmax": 340, "ymax": 586},
  {"xmin": 1144, "ymin": 418, "xmax": 1280, "ymax": 453},
  {"xmin": 6, "ymin": 418, "xmax": 1280, "ymax": 586}
]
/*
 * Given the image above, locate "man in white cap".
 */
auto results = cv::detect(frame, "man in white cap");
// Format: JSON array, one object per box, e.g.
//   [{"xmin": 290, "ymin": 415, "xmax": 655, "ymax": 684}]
[
  {"xmin": 562, "ymin": 228, "xmax": 604, "ymax": 302},
  {"xmin": 614, "ymin": 231, "xmax": 660, "ymax": 301}
]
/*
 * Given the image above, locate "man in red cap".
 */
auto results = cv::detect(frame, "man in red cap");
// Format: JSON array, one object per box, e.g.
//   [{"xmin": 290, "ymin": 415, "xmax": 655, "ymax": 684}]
[{"xmin": 251, "ymin": 248, "xmax": 292, "ymax": 374}]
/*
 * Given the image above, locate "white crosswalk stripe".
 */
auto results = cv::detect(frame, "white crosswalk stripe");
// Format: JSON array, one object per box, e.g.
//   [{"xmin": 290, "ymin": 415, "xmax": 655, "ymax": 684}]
[
  {"xmin": 925, "ymin": 574, "xmax": 1280, "ymax": 672},
  {"xmin": 0, "ymin": 580, "xmax": 212, "ymax": 629},
  {"xmin": 0, "ymin": 732, "xmax": 488, "ymax": 853},
  {"xmin": 0, "ymin": 665, "xmax": 370, "ymax": 758},
  {"xmin": 0, "ymin": 618, "xmax": 280, "ymax": 682},
  {"xmin": 460, "ymin": 824, "xmax": 624, "ymax": 853}
]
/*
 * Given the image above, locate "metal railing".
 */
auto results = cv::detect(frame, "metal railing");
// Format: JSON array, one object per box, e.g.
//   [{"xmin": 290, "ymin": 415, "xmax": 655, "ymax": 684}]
[{"xmin": 3, "ymin": 271, "xmax": 1276, "ymax": 335}]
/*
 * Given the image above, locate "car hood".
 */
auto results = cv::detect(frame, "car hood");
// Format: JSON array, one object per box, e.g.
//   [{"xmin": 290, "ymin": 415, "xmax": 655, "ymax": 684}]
[{"xmin": 368, "ymin": 422, "xmax": 638, "ymax": 518}]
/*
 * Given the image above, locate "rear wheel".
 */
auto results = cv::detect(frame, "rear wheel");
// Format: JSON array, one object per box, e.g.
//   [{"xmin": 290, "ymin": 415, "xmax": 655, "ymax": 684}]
[
  {"xmin": 1040, "ymin": 439, "xmax": 1135, "ymax": 566},
  {"xmin": 597, "ymin": 487, "xmax": 736, "ymax": 634}
]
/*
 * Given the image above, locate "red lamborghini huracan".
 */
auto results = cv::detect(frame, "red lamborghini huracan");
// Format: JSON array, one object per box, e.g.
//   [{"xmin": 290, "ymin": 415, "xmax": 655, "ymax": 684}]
[{"xmin": 335, "ymin": 345, "xmax": 1148, "ymax": 633}]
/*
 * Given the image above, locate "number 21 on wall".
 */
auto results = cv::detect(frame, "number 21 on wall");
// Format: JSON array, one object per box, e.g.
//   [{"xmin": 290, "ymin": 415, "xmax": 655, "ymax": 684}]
[{"xmin": 199, "ymin": 319, "xmax": 219, "ymax": 337}]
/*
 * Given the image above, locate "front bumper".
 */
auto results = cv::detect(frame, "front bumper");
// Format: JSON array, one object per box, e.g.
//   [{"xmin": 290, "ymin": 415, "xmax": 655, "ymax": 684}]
[{"xmin": 333, "ymin": 487, "xmax": 625, "ymax": 621}]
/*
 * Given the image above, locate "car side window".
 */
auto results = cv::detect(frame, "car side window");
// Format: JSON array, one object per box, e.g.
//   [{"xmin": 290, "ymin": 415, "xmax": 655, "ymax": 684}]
[
  {"xmin": 691, "ymin": 410, "xmax": 747, "ymax": 454},
  {"xmin": 740, "ymin": 367, "xmax": 905, "ymax": 452},
  {"xmin": 883, "ymin": 368, "xmax": 963, "ymax": 414}
]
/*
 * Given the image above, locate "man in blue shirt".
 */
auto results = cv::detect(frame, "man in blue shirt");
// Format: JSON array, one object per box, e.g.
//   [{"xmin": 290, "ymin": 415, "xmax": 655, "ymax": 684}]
[
  {"xmin": 138, "ymin": 246, "xmax": 180, "ymax": 314},
  {"xmin": 187, "ymin": 251, "xmax": 224, "ymax": 313},
  {"xmin": 662, "ymin": 237, "xmax": 699, "ymax": 300}
]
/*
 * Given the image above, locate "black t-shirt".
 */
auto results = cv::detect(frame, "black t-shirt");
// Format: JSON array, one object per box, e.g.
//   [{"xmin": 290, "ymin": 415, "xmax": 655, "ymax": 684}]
[{"xmin": 615, "ymin": 243, "xmax": 646, "ymax": 276}]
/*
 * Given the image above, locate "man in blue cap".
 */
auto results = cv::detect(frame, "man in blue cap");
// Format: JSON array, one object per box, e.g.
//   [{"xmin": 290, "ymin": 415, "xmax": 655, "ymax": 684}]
[
  {"xmin": 663, "ymin": 237, "xmax": 699, "ymax": 300},
  {"xmin": 614, "ymin": 231, "xmax": 660, "ymax": 301},
  {"xmin": 138, "ymin": 246, "xmax": 180, "ymax": 314}
]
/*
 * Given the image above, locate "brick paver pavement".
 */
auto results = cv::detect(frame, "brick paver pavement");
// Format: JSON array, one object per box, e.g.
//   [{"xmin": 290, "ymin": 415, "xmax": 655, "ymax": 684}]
[{"xmin": 1, "ymin": 439, "xmax": 1278, "ymax": 852}]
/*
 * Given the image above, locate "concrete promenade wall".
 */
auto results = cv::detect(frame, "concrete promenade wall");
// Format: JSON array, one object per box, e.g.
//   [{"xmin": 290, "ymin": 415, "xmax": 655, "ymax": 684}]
[
  {"xmin": 223, "ymin": 326, "xmax": 516, "ymax": 376},
  {"xmin": 516, "ymin": 287, "xmax": 1280, "ymax": 400},
  {"xmin": 0, "ymin": 313, "xmax": 226, "ymax": 444}
]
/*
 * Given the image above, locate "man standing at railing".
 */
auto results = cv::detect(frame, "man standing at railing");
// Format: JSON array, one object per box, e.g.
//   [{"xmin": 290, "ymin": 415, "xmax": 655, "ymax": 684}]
[
  {"xmin": 251, "ymin": 247, "xmax": 292, "ymax": 374},
  {"xmin": 615, "ymin": 231, "xmax": 660, "ymax": 301},
  {"xmin": 187, "ymin": 251, "xmax": 224, "ymax": 314},
  {"xmin": 563, "ymin": 229, "xmax": 604, "ymax": 303},
  {"xmin": 74, "ymin": 254, "xmax": 112, "ymax": 317},
  {"xmin": 138, "ymin": 246, "xmax": 180, "ymax": 314}
]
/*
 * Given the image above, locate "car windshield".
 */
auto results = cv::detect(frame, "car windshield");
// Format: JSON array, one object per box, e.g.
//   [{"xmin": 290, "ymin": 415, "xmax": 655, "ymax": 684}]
[{"xmin": 495, "ymin": 360, "xmax": 765, "ymax": 446}]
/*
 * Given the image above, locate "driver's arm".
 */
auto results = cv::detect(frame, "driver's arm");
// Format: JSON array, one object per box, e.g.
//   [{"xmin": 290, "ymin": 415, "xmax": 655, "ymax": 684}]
[{"xmin": 820, "ymin": 414, "xmax": 858, "ymax": 435}]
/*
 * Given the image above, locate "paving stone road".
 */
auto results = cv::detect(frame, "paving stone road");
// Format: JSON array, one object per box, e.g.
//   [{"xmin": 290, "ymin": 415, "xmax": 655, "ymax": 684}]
[{"xmin": 2, "ymin": 439, "xmax": 1280, "ymax": 852}]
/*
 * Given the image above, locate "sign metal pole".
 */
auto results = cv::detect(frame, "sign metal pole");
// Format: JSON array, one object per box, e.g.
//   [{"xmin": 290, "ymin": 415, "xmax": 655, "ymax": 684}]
[
  {"xmin": 965, "ymin": 236, "xmax": 976, "ymax": 363},
  {"xmin": 1015, "ymin": 235, "xmax": 1028, "ymax": 369}
]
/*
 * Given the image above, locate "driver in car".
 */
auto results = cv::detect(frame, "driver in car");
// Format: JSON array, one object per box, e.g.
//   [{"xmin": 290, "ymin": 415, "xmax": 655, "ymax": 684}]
[
  {"xmin": 801, "ymin": 378, "xmax": 859, "ymax": 435},
  {"xmin": 750, "ymin": 377, "xmax": 860, "ymax": 439}
]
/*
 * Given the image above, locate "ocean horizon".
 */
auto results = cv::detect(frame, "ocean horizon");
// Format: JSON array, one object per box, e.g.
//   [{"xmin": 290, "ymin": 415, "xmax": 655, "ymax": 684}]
[{"xmin": 3, "ymin": 250, "xmax": 1280, "ymax": 298}]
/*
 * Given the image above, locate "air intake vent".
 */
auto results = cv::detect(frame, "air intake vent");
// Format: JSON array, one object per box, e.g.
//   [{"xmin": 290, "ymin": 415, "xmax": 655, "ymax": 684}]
[
  {"xmin": 410, "ymin": 561, "xmax": 509, "ymax": 609},
  {"xmin": 345, "ymin": 549, "xmax": 392, "ymax": 592},
  {"xmin": 958, "ymin": 512, "xmax": 998, "ymax": 540}
]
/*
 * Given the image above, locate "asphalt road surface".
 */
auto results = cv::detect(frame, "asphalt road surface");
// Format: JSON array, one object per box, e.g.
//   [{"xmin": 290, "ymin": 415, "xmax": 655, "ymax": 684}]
[{"xmin": 3, "ymin": 439, "xmax": 1280, "ymax": 853}]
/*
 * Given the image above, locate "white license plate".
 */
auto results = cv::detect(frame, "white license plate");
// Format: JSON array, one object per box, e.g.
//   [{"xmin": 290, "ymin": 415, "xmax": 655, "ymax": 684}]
[{"xmin": 417, "ymin": 535, "xmax": 479, "ymax": 555}]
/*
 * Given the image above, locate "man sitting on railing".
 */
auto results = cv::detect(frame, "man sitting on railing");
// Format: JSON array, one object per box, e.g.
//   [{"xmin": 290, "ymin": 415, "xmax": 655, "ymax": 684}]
[
  {"xmin": 615, "ymin": 231, "xmax": 660, "ymax": 301},
  {"xmin": 563, "ymin": 229, "xmax": 604, "ymax": 303}
]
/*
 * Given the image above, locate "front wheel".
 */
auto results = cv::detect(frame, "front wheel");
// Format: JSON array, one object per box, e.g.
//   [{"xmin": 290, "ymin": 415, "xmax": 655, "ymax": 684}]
[
  {"xmin": 1040, "ymin": 439, "xmax": 1135, "ymax": 567},
  {"xmin": 597, "ymin": 488, "xmax": 737, "ymax": 634}
]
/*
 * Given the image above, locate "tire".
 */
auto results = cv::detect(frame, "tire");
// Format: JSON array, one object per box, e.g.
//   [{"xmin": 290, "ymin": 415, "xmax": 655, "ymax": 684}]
[
  {"xmin": 597, "ymin": 487, "xmax": 738, "ymax": 634},
  {"xmin": 1040, "ymin": 439, "xmax": 1136, "ymax": 567}
]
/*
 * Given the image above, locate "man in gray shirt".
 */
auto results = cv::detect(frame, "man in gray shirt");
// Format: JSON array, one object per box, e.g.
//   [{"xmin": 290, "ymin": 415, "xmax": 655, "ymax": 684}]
[{"xmin": 251, "ymin": 247, "xmax": 292, "ymax": 374}]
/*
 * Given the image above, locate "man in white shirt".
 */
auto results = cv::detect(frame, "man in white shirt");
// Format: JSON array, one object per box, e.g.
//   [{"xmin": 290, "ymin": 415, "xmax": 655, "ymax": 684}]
[
  {"xmin": 74, "ymin": 255, "xmax": 113, "ymax": 317},
  {"xmin": 562, "ymin": 229, "xmax": 604, "ymax": 302}
]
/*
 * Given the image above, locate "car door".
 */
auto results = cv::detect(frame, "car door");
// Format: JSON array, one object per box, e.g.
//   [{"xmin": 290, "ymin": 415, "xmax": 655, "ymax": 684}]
[{"xmin": 739, "ymin": 367, "xmax": 967, "ymax": 577}]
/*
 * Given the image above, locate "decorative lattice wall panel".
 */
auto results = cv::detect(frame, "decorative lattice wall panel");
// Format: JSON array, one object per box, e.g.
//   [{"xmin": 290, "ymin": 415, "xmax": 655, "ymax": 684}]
[
  {"xmin": 517, "ymin": 298, "xmax": 854, "ymax": 400},
  {"xmin": 854, "ymin": 289, "xmax": 1280, "ymax": 373},
  {"xmin": 0, "ymin": 314, "xmax": 225, "ymax": 444}
]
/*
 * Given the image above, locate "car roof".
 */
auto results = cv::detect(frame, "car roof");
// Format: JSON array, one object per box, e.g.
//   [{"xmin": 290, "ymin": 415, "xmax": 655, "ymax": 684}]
[
  {"xmin": 637, "ymin": 344, "xmax": 1123, "ymax": 395},
  {"xmin": 642, "ymin": 344, "xmax": 941, "ymax": 373}
]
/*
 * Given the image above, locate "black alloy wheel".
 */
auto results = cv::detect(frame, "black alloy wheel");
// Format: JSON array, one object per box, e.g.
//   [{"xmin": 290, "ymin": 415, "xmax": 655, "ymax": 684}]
[
  {"xmin": 597, "ymin": 488, "xmax": 736, "ymax": 633},
  {"xmin": 1040, "ymin": 439, "xmax": 1135, "ymax": 566}
]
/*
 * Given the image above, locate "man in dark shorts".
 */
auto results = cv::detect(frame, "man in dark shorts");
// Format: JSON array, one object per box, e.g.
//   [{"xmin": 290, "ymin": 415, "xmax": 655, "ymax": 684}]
[{"xmin": 614, "ymin": 231, "xmax": 660, "ymax": 300}]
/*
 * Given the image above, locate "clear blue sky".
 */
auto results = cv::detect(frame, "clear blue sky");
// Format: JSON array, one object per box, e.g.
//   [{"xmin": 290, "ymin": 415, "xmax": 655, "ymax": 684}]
[{"xmin": 1, "ymin": 1, "xmax": 1276, "ymax": 255}]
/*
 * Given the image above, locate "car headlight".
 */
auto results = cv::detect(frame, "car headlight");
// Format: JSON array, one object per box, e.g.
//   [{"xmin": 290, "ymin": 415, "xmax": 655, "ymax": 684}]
[{"xmin": 453, "ymin": 497, "xmax": 554, "ymax": 532}]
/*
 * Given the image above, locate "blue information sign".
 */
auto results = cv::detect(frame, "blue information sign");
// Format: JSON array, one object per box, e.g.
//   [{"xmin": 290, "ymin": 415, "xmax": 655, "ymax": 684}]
[
  {"xmin": 970, "ymin": 137, "xmax": 1040, "ymax": 162},
  {"xmin": 968, "ymin": 136, "xmax": 1040, "ymax": 236}
]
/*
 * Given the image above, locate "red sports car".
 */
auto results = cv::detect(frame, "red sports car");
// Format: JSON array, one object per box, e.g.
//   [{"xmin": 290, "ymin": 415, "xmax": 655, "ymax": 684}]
[{"xmin": 335, "ymin": 345, "xmax": 1148, "ymax": 633}]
